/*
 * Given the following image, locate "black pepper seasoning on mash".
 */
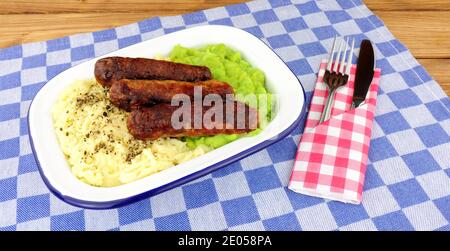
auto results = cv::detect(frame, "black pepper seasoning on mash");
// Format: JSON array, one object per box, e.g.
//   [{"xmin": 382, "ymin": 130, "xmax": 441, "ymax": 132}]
[{"xmin": 125, "ymin": 140, "xmax": 148, "ymax": 163}]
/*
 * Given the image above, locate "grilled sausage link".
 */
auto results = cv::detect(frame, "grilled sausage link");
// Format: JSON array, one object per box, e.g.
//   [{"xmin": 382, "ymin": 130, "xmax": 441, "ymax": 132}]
[
  {"xmin": 127, "ymin": 102, "xmax": 258, "ymax": 140},
  {"xmin": 95, "ymin": 57, "xmax": 212, "ymax": 87},
  {"xmin": 109, "ymin": 79, "xmax": 234, "ymax": 111}
]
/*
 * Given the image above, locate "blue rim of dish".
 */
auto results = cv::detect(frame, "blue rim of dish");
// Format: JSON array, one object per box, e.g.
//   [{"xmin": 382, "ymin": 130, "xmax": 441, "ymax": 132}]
[{"xmin": 27, "ymin": 25, "xmax": 308, "ymax": 209}]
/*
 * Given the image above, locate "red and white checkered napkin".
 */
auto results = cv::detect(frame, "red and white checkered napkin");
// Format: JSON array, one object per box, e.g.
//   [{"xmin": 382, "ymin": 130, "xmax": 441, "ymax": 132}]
[{"xmin": 288, "ymin": 60, "xmax": 381, "ymax": 204}]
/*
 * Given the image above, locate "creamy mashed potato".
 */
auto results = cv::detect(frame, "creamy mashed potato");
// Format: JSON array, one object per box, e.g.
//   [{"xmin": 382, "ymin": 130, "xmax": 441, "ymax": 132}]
[{"xmin": 52, "ymin": 79, "xmax": 211, "ymax": 187}]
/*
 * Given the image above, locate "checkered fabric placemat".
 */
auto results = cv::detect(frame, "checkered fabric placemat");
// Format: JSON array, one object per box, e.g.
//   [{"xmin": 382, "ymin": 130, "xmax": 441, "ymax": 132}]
[
  {"xmin": 289, "ymin": 61, "xmax": 381, "ymax": 204},
  {"xmin": 0, "ymin": 0, "xmax": 449, "ymax": 231}
]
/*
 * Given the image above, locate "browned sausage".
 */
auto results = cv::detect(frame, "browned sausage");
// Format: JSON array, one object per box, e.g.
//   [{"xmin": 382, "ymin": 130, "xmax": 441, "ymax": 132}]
[
  {"xmin": 127, "ymin": 102, "xmax": 258, "ymax": 140},
  {"xmin": 109, "ymin": 79, "xmax": 234, "ymax": 111},
  {"xmin": 94, "ymin": 57, "xmax": 212, "ymax": 87}
]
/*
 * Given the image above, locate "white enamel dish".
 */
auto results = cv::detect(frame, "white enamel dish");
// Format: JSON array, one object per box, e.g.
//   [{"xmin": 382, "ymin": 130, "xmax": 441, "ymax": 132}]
[{"xmin": 28, "ymin": 25, "xmax": 306, "ymax": 209}]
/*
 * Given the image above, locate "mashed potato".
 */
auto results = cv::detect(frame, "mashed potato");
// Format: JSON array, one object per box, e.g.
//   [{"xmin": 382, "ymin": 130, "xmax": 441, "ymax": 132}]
[{"xmin": 52, "ymin": 79, "xmax": 212, "ymax": 187}]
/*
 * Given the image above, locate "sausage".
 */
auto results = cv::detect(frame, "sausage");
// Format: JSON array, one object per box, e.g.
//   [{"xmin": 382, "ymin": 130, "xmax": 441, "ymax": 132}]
[
  {"xmin": 109, "ymin": 79, "xmax": 234, "ymax": 111},
  {"xmin": 94, "ymin": 57, "xmax": 212, "ymax": 87},
  {"xmin": 127, "ymin": 102, "xmax": 258, "ymax": 140}
]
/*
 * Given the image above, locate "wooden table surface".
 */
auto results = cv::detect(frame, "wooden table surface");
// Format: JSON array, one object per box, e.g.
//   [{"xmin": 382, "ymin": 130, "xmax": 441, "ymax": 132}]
[{"xmin": 1, "ymin": 0, "xmax": 449, "ymax": 96}]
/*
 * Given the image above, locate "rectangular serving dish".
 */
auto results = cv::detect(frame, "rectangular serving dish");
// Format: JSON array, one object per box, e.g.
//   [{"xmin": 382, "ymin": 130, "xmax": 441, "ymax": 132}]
[{"xmin": 28, "ymin": 25, "xmax": 306, "ymax": 209}]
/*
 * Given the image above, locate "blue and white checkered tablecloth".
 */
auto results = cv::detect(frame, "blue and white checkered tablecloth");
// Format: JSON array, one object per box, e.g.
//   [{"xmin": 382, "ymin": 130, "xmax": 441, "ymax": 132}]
[{"xmin": 0, "ymin": 0, "xmax": 449, "ymax": 231}]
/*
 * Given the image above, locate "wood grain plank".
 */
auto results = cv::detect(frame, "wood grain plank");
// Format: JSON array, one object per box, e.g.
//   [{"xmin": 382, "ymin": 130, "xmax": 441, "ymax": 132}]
[
  {"xmin": 0, "ymin": 13, "xmax": 155, "ymax": 47},
  {"xmin": 1, "ymin": 0, "xmax": 449, "ymax": 14},
  {"xmin": 374, "ymin": 11, "xmax": 450, "ymax": 59},
  {"xmin": 1, "ymin": 11, "xmax": 449, "ymax": 59},
  {"xmin": 0, "ymin": 0, "xmax": 248, "ymax": 14},
  {"xmin": 419, "ymin": 59, "xmax": 450, "ymax": 96},
  {"xmin": 365, "ymin": 0, "xmax": 450, "ymax": 11}
]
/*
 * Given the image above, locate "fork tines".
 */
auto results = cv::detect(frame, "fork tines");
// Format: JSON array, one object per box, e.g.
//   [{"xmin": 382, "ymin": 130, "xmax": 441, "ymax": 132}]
[{"xmin": 326, "ymin": 36, "xmax": 355, "ymax": 76}]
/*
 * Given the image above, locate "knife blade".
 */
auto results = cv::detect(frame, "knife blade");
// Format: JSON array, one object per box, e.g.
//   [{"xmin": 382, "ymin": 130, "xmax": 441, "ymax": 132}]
[{"xmin": 352, "ymin": 39, "xmax": 375, "ymax": 108}]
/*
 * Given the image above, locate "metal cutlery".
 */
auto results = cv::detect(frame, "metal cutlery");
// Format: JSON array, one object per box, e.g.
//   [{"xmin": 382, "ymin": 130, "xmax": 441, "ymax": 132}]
[{"xmin": 318, "ymin": 36, "xmax": 355, "ymax": 123}]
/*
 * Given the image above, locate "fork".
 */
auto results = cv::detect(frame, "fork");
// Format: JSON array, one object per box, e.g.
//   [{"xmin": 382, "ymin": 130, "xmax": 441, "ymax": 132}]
[{"xmin": 318, "ymin": 36, "xmax": 355, "ymax": 123}]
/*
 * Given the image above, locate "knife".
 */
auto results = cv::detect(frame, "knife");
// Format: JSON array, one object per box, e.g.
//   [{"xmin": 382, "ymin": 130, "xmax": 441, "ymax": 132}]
[{"xmin": 352, "ymin": 39, "xmax": 375, "ymax": 108}]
